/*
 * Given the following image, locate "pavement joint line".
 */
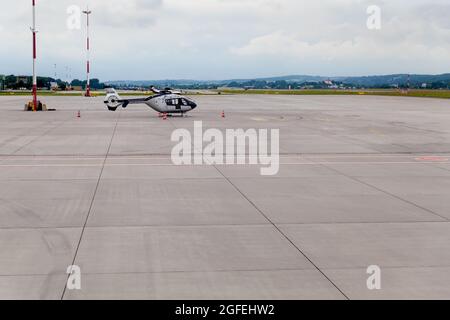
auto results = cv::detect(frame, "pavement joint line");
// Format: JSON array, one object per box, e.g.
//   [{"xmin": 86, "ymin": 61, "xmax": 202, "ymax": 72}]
[
  {"xmin": 0, "ymin": 161, "xmax": 449, "ymax": 168},
  {"xmin": 275, "ymin": 220, "xmax": 449, "ymax": 226},
  {"xmin": 303, "ymin": 153, "xmax": 450, "ymax": 158},
  {"xmin": 321, "ymin": 265, "xmax": 450, "ymax": 271},
  {"xmin": 5, "ymin": 264, "xmax": 450, "ymax": 278},
  {"xmin": 60, "ymin": 109, "xmax": 122, "ymax": 300},
  {"xmin": 0, "ymin": 223, "xmax": 272, "ymax": 231},
  {"xmin": 2, "ymin": 152, "xmax": 450, "ymax": 160},
  {"xmin": 2, "ymin": 220, "xmax": 450, "ymax": 231},
  {"xmin": 0, "ymin": 177, "xmax": 227, "ymax": 182},
  {"xmin": 313, "ymin": 160, "xmax": 450, "ymax": 223},
  {"xmin": 0, "ymin": 268, "xmax": 318, "ymax": 278},
  {"xmin": 0, "ymin": 178, "xmax": 101, "ymax": 182}
]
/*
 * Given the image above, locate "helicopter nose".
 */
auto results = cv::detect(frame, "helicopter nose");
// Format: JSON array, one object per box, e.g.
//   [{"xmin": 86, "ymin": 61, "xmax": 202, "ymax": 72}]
[{"xmin": 188, "ymin": 100, "xmax": 197, "ymax": 109}]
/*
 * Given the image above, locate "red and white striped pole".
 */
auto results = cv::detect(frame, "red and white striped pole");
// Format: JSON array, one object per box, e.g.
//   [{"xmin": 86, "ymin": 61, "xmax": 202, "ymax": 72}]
[
  {"xmin": 83, "ymin": 7, "xmax": 92, "ymax": 97},
  {"xmin": 31, "ymin": 0, "xmax": 38, "ymax": 111}
]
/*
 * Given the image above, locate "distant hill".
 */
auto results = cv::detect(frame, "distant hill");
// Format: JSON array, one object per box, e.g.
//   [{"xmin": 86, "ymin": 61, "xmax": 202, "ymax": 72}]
[
  {"xmin": 334, "ymin": 74, "xmax": 450, "ymax": 87},
  {"xmin": 105, "ymin": 75, "xmax": 328, "ymax": 86},
  {"xmin": 105, "ymin": 73, "xmax": 450, "ymax": 89}
]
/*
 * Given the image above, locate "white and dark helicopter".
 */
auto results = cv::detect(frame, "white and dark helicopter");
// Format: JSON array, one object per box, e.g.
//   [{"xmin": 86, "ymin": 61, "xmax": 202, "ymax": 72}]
[{"xmin": 104, "ymin": 87, "xmax": 197, "ymax": 116}]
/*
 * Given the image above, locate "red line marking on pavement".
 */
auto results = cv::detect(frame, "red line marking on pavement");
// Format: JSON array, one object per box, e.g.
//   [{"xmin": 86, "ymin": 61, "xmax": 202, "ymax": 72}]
[{"xmin": 415, "ymin": 156, "xmax": 449, "ymax": 162}]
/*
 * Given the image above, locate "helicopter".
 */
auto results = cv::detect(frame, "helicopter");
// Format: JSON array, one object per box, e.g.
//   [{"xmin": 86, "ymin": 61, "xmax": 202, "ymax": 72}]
[{"xmin": 104, "ymin": 86, "xmax": 197, "ymax": 115}]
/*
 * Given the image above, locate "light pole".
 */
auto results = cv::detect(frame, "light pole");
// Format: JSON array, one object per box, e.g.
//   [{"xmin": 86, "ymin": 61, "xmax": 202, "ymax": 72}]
[
  {"xmin": 83, "ymin": 7, "xmax": 92, "ymax": 97},
  {"xmin": 31, "ymin": 0, "xmax": 38, "ymax": 111}
]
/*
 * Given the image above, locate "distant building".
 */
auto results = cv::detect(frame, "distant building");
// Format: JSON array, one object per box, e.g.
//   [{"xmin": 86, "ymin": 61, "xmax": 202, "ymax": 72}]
[
  {"xmin": 50, "ymin": 82, "xmax": 59, "ymax": 90},
  {"xmin": 16, "ymin": 76, "xmax": 28, "ymax": 84}
]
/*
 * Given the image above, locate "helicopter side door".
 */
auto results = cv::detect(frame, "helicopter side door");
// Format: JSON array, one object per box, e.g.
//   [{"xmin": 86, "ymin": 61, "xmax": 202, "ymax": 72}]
[
  {"xmin": 165, "ymin": 97, "xmax": 190, "ymax": 112},
  {"xmin": 165, "ymin": 97, "xmax": 180, "ymax": 112}
]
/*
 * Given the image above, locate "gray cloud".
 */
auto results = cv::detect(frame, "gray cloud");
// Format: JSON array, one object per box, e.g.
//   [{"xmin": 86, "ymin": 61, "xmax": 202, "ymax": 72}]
[
  {"xmin": 93, "ymin": 0, "xmax": 164, "ymax": 28},
  {"xmin": 0, "ymin": 0, "xmax": 448, "ymax": 80}
]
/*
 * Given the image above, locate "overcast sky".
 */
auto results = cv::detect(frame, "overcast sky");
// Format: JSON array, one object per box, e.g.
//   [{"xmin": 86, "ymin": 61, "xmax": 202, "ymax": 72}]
[{"xmin": 0, "ymin": 0, "xmax": 449, "ymax": 81}]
